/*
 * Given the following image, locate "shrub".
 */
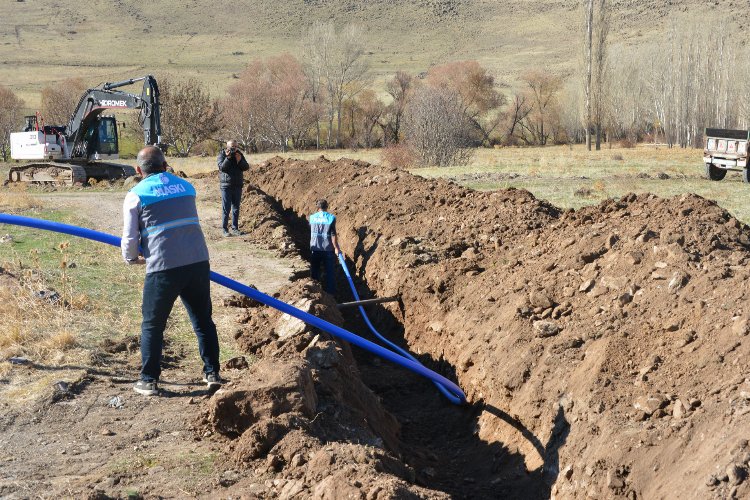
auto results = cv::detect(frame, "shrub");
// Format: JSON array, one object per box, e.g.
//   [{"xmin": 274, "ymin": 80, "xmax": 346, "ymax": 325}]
[
  {"xmin": 381, "ymin": 144, "xmax": 417, "ymax": 169},
  {"xmin": 403, "ymin": 86, "xmax": 473, "ymax": 167}
]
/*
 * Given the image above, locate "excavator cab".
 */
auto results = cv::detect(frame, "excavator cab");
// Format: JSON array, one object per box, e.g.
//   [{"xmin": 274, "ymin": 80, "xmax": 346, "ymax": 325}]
[
  {"xmin": 81, "ymin": 116, "xmax": 119, "ymax": 159},
  {"xmin": 23, "ymin": 115, "xmax": 37, "ymax": 132}
]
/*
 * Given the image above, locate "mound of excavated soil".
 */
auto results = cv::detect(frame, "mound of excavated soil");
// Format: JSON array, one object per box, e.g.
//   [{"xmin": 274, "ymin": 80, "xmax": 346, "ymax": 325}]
[
  {"xmin": 236, "ymin": 184, "xmax": 297, "ymax": 256},
  {"xmin": 197, "ymin": 279, "xmax": 448, "ymax": 498},
  {"xmin": 242, "ymin": 156, "xmax": 750, "ymax": 499},
  {"xmin": 189, "ymin": 175, "xmax": 298, "ymax": 256}
]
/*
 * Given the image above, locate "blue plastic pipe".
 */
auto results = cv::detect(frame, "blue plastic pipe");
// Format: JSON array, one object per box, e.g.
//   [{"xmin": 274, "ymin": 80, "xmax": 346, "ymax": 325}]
[
  {"xmin": 337, "ymin": 253, "xmax": 462, "ymax": 404},
  {"xmin": 0, "ymin": 213, "xmax": 466, "ymax": 404}
]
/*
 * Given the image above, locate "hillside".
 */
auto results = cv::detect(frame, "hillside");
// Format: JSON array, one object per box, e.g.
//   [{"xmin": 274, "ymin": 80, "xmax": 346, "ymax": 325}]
[{"xmin": 1, "ymin": 0, "xmax": 745, "ymax": 107}]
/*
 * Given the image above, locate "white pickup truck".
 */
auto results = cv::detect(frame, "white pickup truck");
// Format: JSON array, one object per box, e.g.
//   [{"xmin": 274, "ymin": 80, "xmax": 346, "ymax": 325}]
[{"xmin": 704, "ymin": 128, "xmax": 750, "ymax": 182}]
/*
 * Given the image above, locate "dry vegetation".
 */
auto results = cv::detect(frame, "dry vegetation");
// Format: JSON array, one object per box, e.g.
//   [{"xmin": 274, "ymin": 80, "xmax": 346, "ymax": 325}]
[
  {"xmin": 0, "ymin": 285, "xmax": 79, "ymax": 361},
  {"xmin": 3, "ymin": 0, "xmax": 746, "ymax": 108},
  {"xmin": 0, "ymin": 200, "xmax": 144, "ymax": 402},
  {"xmin": 0, "ymin": 191, "xmax": 43, "ymax": 210}
]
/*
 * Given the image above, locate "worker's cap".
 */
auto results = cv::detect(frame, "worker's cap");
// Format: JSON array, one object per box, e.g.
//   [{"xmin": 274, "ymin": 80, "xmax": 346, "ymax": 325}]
[{"xmin": 316, "ymin": 199, "xmax": 328, "ymax": 210}]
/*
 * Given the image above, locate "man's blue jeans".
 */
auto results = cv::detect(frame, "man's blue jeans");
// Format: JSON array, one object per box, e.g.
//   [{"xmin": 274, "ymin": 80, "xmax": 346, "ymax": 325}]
[
  {"xmin": 140, "ymin": 260, "xmax": 220, "ymax": 382},
  {"xmin": 310, "ymin": 250, "xmax": 336, "ymax": 294},
  {"xmin": 221, "ymin": 186, "xmax": 242, "ymax": 230}
]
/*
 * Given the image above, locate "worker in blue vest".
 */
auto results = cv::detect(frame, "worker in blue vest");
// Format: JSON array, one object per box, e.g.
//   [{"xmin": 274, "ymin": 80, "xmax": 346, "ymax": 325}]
[
  {"xmin": 122, "ymin": 146, "xmax": 222, "ymax": 396},
  {"xmin": 309, "ymin": 199, "xmax": 341, "ymax": 294}
]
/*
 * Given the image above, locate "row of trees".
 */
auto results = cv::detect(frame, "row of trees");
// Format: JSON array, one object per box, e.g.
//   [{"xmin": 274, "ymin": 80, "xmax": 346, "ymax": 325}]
[
  {"xmin": 579, "ymin": 3, "xmax": 750, "ymax": 149},
  {"xmin": 604, "ymin": 22, "xmax": 749, "ymax": 148},
  {"xmin": 3, "ymin": 17, "xmax": 750, "ymax": 165}
]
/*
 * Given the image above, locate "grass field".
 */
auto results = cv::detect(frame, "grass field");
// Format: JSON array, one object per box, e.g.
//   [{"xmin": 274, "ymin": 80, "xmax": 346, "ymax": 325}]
[
  {"xmin": 0, "ymin": 204, "xmax": 142, "ymax": 404},
  {"xmin": 0, "ymin": 198, "xmax": 216, "ymax": 376},
  {"xmin": 4, "ymin": 144, "xmax": 749, "ymax": 224},
  {"xmin": 411, "ymin": 145, "xmax": 749, "ymax": 209},
  {"xmin": 415, "ymin": 145, "xmax": 750, "ymax": 223}
]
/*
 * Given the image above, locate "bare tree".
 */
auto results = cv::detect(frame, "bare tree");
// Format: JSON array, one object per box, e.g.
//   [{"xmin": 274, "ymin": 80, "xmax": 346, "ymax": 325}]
[
  {"xmin": 40, "ymin": 78, "xmax": 86, "ymax": 125},
  {"xmin": 255, "ymin": 54, "xmax": 318, "ymax": 151},
  {"xmin": 426, "ymin": 60, "xmax": 506, "ymax": 145},
  {"xmin": 382, "ymin": 71, "xmax": 413, "ymax": 145},
  {"xmin": 503, "ymin": 94, "xmax": 532, "ymax": 145},
  {"xmin": 353, "ymin": 89, "xmax": 385, "ymax": 148},
  {"xmin": 0, "ymin": 86, "xmax": 25, "ymax": 161},
  {"xmin": 584, "ymin": 0, "xmax": 594, "ymax": 150},
  {"xmin": 520, "ymin": 70, "xmax": 563, "ymax": 145},
  {"xmin": 301, "ymin": 25, "xmax": 329, "ymax": 149},
  {"xmin": 593, "ymin": 0, "xmax": 609, "ymax": 150},
  {"xmin": 223, "ymin": 75, "xmax": 260, "ymax": 152},
  {"xmin": 223, "ymin": 54, "xmax": 318, "ymax": 152},
  {"xmin": 606, "ymin": 49, "xmax": 648, "ymax": 142},
  {"xmin": 160, "ymin": 77, "xmax": 222, "ymax": 156},
  {"xmin": 403, "ymin": 85, "xmax": 473, "ymax": 167},
  {"xmin": 558, "ymin": 78, "xmax": 584, "ymax": 144},
  {"xmin": 304, "ymin": 22, "xmax": 369, "ymax": 148}
]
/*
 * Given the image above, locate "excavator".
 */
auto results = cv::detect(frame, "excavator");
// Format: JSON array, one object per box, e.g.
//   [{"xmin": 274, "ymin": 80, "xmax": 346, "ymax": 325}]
[{"xmin": 8, "ymin": 75, "xmax": 162, "ymax": 185}]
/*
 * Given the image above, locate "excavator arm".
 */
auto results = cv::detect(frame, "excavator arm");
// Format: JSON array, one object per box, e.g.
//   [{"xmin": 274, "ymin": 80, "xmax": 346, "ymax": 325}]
[{"xmin": 67, "ymin": 75, "xmax": 161, "ymax": 158}]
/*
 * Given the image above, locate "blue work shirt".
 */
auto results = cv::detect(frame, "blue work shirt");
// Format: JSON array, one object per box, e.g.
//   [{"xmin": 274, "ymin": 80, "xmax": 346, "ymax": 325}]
[{"xmin": 309, "ymin": 210, "xmax": 337, "ymax": 252}]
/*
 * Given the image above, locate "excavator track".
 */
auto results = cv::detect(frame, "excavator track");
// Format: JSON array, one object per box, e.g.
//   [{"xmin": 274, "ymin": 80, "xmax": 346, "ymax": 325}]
[
  {"xmin": 7, "ymin": 162, "xmax": 136, "ymax": 186},
  {"xmin": 7, "ymin": 162, "xmax": 88, "ymax": 186}
]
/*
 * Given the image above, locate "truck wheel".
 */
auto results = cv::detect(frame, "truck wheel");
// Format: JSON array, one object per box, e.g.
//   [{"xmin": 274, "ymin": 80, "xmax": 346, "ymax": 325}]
[
  {"xmin": 744, "ymin": 168, "xmax": 750, "ymax": 183},
  {"xmin": 706, "ymin": 163, "xmax": 726, "ymax": 181}
]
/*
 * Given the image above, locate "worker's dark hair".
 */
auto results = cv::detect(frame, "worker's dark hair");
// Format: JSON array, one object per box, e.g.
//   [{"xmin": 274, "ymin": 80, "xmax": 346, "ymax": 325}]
[
  {"xmin": 316, "ymin": 199, "xmax": 328, "ymax": 210},
  {"xmin": 137, "ymin": 146, "xmax": 167, "ymax": 175}
]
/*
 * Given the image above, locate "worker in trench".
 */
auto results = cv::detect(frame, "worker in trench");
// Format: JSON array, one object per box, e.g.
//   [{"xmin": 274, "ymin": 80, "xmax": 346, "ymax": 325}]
[
  {"xmin": 122, "ymin": 146, "xmax": 223, "ymax": 396},
  {"xmin": 309, "ymin": 199, "xmax": 342, "ymax": 294}
]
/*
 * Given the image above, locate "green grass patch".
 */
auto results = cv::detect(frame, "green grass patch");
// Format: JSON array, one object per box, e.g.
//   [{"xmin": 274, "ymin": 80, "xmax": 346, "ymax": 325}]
[
  {"xmin": 0, "ymin": 207, "xmax": 215, "ymax": 356},
  {"xmin": 412, "ymin": 145, "xmax": 750, "ymax": 224},
  {"xmin": 0, "ymin": 208, "xmax": 145, "ymax": 347}
]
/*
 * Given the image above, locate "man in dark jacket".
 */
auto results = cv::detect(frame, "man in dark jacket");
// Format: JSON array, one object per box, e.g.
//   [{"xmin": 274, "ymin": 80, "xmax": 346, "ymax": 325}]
[{"xmin": 217, "ymin": 140, "xmax": 249, "ymax": 237}]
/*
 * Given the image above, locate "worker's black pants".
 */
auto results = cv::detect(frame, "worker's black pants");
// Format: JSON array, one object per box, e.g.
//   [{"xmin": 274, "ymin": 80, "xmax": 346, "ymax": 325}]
[
  {"xmin": 310, "ymin": 250, "xmax": 336, "ymax": 294},
  {"xmin": 221, "ymin": 186, "xmax": 242, "ymax": 231},
  {"xmin": 140, "ymin": 261, "xmax": 220, "ymax": 382}
]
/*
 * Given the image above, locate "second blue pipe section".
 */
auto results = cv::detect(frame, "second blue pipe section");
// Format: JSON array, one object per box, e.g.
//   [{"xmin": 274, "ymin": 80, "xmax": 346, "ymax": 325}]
[
  {"xmin": 0, "ymin": 213, "xmax": 466, "ymax": 404},
  {"xmin": 337, "ymin": 253, "xmax": 462, "ymax": 404}
]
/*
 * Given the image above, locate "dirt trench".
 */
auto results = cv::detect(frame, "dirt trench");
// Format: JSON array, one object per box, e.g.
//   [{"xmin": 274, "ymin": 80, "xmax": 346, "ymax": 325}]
[
  {"xmin": 4, "ymin": 157, "xmax": 749, "ymax": 497},
  {"xmin": 264, "ymin": 193, "xmax": 547, "ymax": 498},
  {"xmin": 189, "ymin": 174, "xmax": 512, "ymax": 498},
  {"xmin": 236, "ymin": 156, "xmax": 750, "ymax": 499}
]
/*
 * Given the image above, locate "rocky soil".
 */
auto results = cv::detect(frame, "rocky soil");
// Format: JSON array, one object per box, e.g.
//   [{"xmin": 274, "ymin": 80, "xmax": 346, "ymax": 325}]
[{"xmin": 229, "ymin": 156, "xmax": 750, "ymax": 499}]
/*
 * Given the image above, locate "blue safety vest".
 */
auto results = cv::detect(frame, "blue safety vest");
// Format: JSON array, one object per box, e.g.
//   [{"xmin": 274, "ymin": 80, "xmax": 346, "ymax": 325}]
[
  {"xmin": 309, "ymin": 211, "xmax": 336, "ymax": 252},
  {"xmin": 131, "ymin": 172, "xmax": 209, "ymax": 273}
]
